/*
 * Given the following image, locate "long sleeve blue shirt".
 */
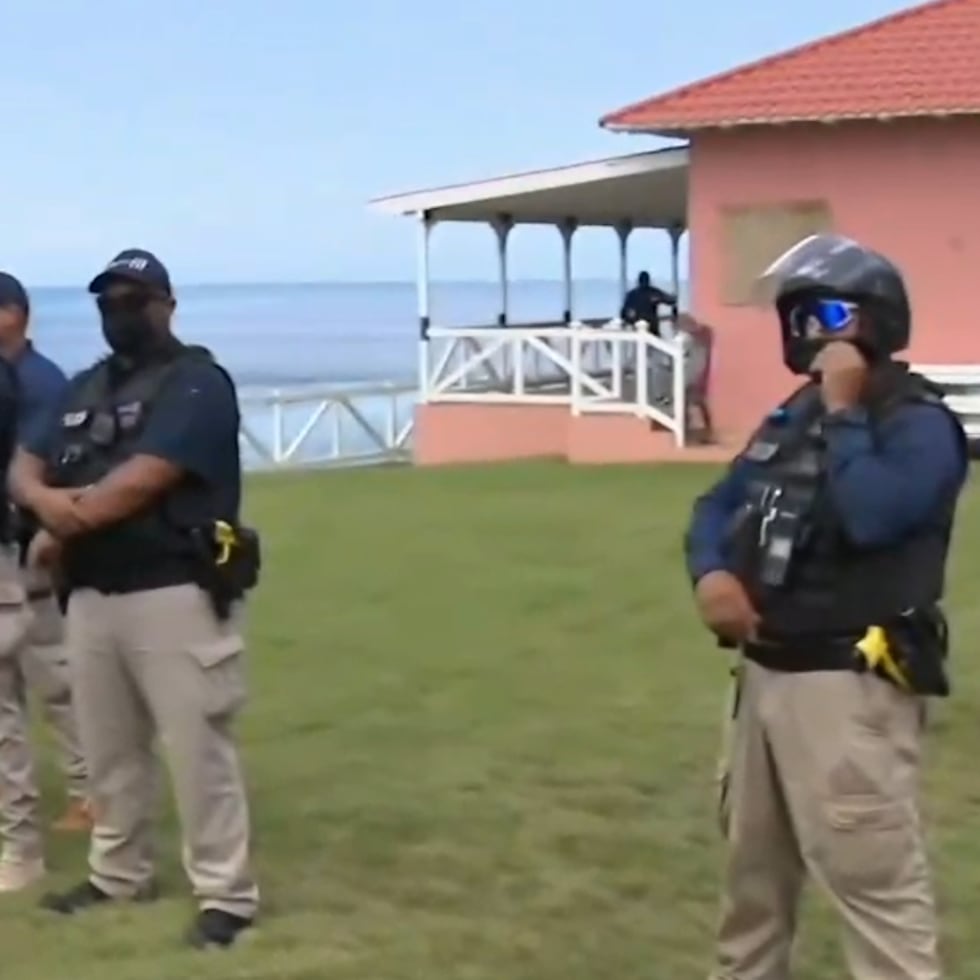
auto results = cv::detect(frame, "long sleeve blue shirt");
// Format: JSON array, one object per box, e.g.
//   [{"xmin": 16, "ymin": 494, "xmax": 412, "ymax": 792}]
[{"xmin": 684, "ymin": 400, "xmax": 969, "ymax": 585}]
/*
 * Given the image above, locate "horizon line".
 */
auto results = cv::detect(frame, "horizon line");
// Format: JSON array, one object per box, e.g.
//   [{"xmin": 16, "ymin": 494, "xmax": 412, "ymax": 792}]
[{"xmin": 28, "ymin": 275, "xmax": 688, "ymax": 291}]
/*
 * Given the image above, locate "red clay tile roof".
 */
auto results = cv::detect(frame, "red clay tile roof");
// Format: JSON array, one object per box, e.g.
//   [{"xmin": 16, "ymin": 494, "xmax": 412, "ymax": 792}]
[{"xmin": 601, "ymin": 0, "xmax": 980, "ymax": 135}]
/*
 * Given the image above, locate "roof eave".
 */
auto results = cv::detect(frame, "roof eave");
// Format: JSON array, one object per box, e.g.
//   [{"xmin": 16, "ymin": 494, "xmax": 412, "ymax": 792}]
[
  {"xmin": 368, "ymin": 145, "xmax": 691, "ymax": 219},
  {"xmin": 600, "ymin": 107, "xmax": 980, "ymax": 136},
  {"xmin": 601, "ymin": 120, "xmax": 691, "ymax": 139}
]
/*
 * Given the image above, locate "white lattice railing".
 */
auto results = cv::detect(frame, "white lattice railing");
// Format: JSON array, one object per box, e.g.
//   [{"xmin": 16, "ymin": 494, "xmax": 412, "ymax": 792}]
[
  {"xmin": 420, "ymin": 320, "xmax": 689, "ymax": 445},
  {"xmin": 238, "ymin": 381, "xmax": 415, "ymax": 470},
  {"xmin": 571, "ymin": 328, "xmax": 688, "ymax": 443}
]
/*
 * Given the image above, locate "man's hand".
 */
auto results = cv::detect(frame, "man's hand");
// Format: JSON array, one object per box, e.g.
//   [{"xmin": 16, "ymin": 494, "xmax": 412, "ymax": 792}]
[
  {"xmin": 27, "ymin": 529, "xmax": 62, "ymax": 570},
  {"xmin": 695, "ymin": 570, "xmax": 760, "ymax": 644},
  {"xmin": 812, "ymin": 341, "xmax": 868, "ymax": 412},
  {"xmin": 30, "ymin": 487, "xmax": 88, "ymax": 538}
]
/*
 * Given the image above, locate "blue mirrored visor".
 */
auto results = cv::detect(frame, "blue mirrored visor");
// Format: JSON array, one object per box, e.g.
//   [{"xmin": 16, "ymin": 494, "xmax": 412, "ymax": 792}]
[{"xmin": 788, "ymin": 297, "xmax": 858, "ymax": 336}]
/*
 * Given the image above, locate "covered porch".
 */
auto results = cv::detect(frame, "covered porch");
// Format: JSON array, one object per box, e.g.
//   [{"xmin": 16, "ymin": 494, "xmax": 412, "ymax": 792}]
[
  {"xmin": 369, "ymin": 146, "xmax": 723, "ymax": 463},
  {"xmin": 371, "ymin": 146, "xmax": 690, "ymax": 326}
]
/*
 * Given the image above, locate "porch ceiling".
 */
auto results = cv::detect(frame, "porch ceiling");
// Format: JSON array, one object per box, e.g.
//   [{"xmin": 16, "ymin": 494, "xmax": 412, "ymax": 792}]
[{"xmin": 368, "ymin": 146, "xmax": 688, "ymax": 229}]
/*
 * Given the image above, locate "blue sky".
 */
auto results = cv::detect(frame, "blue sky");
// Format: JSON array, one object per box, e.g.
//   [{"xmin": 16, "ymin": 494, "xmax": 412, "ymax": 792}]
[{"xmin": 4, "ymin": 0, "xmax": 913, "ymax": 286}]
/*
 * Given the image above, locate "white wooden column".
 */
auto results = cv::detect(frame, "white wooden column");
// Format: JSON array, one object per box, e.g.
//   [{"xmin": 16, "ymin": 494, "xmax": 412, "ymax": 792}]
[
  {"xmin": 559, "ymin": 218, "xmax": 577, "ymax": 323},
  {"xmin": 492, "ymin": 215, "xmax": 514, "ymax": 326},
  {"xmin": 615, "ymin": 221, "xmax": 632, "ymax": 305}
]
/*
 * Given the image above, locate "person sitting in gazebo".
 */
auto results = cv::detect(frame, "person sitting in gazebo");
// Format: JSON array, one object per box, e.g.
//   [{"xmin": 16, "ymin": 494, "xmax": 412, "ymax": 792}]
[{"xmin": 620, "ymin": 271, "xmax": 677, "ymax": 335}]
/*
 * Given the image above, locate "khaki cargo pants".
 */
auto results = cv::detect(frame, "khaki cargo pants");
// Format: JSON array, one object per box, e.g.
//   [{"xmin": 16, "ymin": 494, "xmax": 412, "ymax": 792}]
[
  {"xmin": 0, "ymin": 551, "xmax": 87, "ymax": 859},
  {"xmin": 66, "ymin": 583, "xmax": 259, "ymax": 918},
  {"xmin": 710, "ymin": 658, "xmax": 941, "ymax": 980}
]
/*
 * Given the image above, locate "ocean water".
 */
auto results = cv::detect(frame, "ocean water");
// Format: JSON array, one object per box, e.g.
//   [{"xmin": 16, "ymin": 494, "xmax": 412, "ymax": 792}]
[{"xmin": 26, "ymin": 279, "xmax": 684, "ymax": 466}]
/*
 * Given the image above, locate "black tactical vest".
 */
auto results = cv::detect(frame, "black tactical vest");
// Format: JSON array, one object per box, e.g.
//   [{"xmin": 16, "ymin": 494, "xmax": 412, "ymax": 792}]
[
  {"xmin": 45, "ymin": 343, "xmax": 234, "ymax": 592},
  {"xmin": 727, "ymin": 363, "xmax": 965, "ymax": 640}
]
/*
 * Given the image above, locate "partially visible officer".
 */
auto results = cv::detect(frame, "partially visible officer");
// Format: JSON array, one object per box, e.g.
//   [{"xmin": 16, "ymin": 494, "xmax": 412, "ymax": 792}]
[
  {"xmin": 0, "ymin": 274, "xmax": 91, "ymax": 896},
  {"xmin": 9, "ymin": 249, "xmax": 261, "ymax": 948},
  {"xmin": 0, "ymin": 273, "xmax": 91, "ymax": 825},
  {"xmin": 685, "ymin": 234, "xmax": 967, "ymax": 980}
]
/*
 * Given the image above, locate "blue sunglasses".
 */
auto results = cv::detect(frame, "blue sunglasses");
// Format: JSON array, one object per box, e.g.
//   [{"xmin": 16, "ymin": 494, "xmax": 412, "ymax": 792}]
[{"xmin": 789, "ymin": 297, "xmax": 858, "ymax": 335}]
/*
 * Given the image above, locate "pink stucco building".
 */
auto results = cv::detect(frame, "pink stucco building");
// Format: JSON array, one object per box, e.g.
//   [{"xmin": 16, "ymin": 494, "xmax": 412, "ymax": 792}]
[
  {"xmin": 602, "ymin": 0, "xmax": 980, "ymax": 443},
  {"xmin": 374, "ymin": 0, "xmax": 980, "ymax": 465}
]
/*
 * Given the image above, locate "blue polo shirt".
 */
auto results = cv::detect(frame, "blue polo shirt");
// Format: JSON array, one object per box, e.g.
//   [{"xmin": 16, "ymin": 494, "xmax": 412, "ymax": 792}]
[
  {"xmin": 134, "ymin": 357, "xmax": 242, "ymax": 520},
  {"xmin": 12, "ymin": 342, "xmax": 68, "ymax": 449}
]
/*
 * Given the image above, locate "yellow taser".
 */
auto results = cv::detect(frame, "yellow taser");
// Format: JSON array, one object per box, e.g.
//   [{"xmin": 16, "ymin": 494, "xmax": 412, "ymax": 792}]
[
  {"xmin": 213, "ymin": 521, "xmax": 237, "ymax": 566},
  {"xmin": 856, "ymin": 625, "xmax": 911, "ymax": 691}
]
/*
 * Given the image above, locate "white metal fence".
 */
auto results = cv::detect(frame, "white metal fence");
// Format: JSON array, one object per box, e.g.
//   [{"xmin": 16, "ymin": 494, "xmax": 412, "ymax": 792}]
[
  {"xmin": 238, "ymin": 381, "xmax": 415, "ymax": 470},
  {"xmin": 420, "ymin": 319, "xmax": 611, "ymax": 401},
  {"xmin": 235, "ymin": 353, "xmax": 980, "ymax": 473}
]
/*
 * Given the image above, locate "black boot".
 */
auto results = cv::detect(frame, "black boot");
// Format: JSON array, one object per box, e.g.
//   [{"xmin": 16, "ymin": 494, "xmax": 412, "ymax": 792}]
[
  {"xmin": 186, "ymin": 908, "xmax": 254, "ymax": 949},
  {"xmin": 40, "ymin": 878, "xmax": 158, "ymax": 914}
]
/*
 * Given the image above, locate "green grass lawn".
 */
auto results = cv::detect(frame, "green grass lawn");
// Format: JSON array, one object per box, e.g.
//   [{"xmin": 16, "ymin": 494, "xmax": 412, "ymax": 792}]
[{"xmin": 8, "ymin": 460, "xmax": 980, "ymax": 979}]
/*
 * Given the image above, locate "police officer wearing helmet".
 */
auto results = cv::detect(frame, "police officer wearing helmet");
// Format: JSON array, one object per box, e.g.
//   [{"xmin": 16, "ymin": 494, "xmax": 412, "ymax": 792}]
[
  {"xmin": 685, "ymin": 234, "xmax": 967, "ymax": 980},
  {"xmin": 8, "ymin": 249, "xmax": 260, "ymax": 949}
]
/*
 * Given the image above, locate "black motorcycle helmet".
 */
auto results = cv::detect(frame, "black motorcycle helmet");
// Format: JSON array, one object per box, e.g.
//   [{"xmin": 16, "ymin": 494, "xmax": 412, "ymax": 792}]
[{"xmin": 752, "ymin": 233, "xmax": 911, "ymax": 374}]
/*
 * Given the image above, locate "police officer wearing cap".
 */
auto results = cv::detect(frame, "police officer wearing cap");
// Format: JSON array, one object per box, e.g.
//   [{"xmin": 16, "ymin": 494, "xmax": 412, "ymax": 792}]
[
  {"xmin": 0, "ymin": 273, "xmax": 91, "ymax": 894},
  {"xmin": 9, "ymin": 249, "xmax": 259, "ymax": 948},
  {"xmin": 685, "ymin": 234, "xmax": 967, "ymax": 980}
]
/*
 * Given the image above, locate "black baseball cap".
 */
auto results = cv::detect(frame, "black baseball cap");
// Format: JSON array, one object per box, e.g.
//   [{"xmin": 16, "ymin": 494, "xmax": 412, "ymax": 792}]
[
  {"xmin": 88, "ymin": 248, "xmax": 172, "ymax": 296},
  {"xmin": 0, "ymin": 272, "xmax": 29, "ymax": 315}
]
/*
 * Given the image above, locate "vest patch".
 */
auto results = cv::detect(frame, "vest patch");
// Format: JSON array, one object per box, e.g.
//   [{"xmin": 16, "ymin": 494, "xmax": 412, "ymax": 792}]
[
  {"xmin": 89, "ymin": 412, "xmax": 116, "ymax": 445},
  {"xmin": 743, "ymin": 440, "xmax": 779, "ymax": 463},
  {"xmin": 116, "ymin": 401, "xmax": 144, "ymax": 431},
  {"xmin": 62, "ymin": 411, "xmax": 89, "ymax": 428}
]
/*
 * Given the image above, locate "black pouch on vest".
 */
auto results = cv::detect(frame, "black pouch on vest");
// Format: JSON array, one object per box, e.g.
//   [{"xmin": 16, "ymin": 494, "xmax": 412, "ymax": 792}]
[
  {"xmin": 221, "ymin": 525, "xmax": 261, "ymax": 595},
  {"xmin": 881, "ymin": 606, "xmax": 951, "ymax": 698},
  {"xmin": 187, "ymin": 522, "xmax": 261, "ymax": 621}
]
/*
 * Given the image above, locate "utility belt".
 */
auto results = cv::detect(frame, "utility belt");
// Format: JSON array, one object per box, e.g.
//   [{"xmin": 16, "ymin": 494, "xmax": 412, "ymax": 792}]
[
  {"xmin": 71, "ymin": 557, "xmax": 202, "ymax": 596},
  {"xmin": 743, "ymin": 639, "xmax": 858, "ymax": 673},
  {"xmin": 185, "ymin": 520, "xmax": 261, "ymax": 621},
  {"xmin": 742, "ymin": 606, "xmax": 950, "ymax": 697}
]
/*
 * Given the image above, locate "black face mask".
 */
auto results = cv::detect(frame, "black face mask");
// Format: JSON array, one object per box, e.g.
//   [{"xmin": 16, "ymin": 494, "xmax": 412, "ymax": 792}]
[
  {"xmin": 100, "ymin": 309, "xmax": 157, "ymax": 358},
  {"xmin": 803, "ymin": 339, "xmax": 878, "ymax": 381},
  {"xmin": 783, "ymin": 317, "xmax": 878, "ymax": 375},
  {"xmin": 784, "ymin": 336, "xmax": 823, "ymax": 376}
]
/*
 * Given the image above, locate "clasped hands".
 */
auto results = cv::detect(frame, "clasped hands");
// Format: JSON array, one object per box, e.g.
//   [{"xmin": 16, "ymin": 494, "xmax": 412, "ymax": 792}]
[{"xmin": 25, "ymin": 487, "xmax": 90, "ymax": 570}]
